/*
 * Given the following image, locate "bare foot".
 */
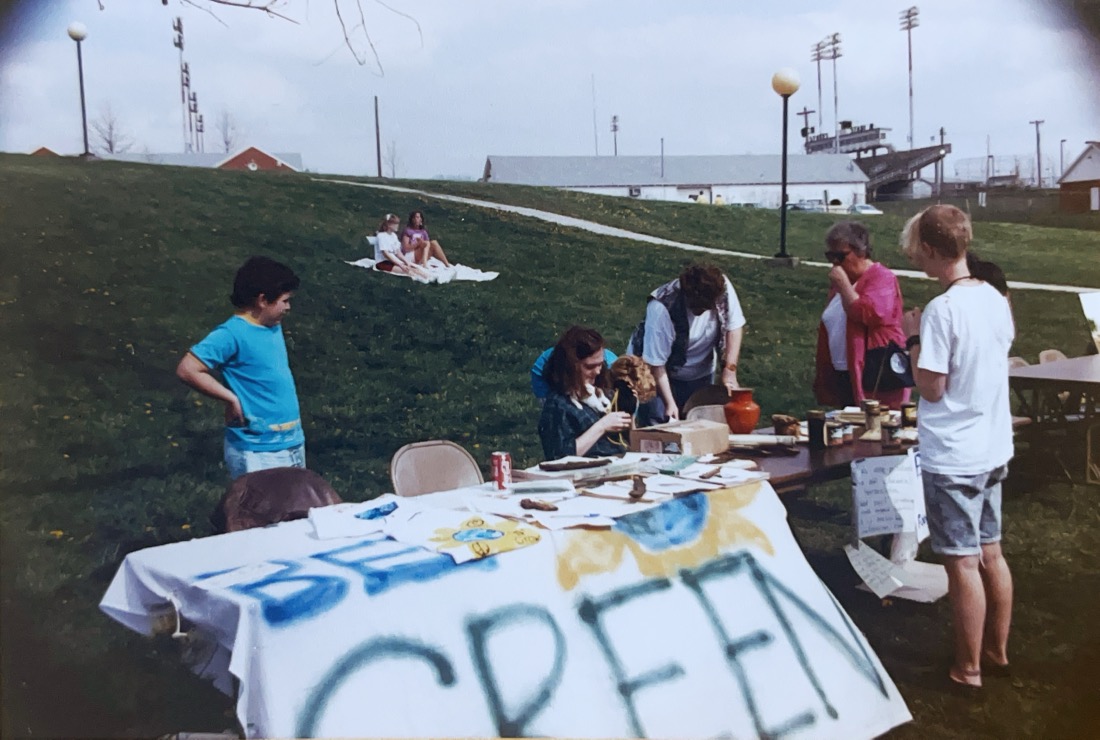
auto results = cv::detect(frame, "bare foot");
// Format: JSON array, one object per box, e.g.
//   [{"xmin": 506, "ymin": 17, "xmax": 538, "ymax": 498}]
[{"xmin": 949, "ymin": 665, "xmax": 982, "ymax": 689}]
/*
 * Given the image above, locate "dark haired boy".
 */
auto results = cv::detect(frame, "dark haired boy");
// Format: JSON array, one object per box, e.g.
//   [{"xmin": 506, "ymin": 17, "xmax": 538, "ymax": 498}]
[{"xmin": 176, "ymin": 256, "xmax": 306, "ymax": 480}]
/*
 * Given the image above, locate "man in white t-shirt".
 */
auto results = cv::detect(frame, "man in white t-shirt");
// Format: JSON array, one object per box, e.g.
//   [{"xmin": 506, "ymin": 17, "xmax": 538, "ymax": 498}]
[
  {"xmin": 627, "ymin": 264, "xmax": 747, "ymax": 425},
  {"xmin": 900, "ymin": 204, "xmax": 1015, "ymax": 692}
]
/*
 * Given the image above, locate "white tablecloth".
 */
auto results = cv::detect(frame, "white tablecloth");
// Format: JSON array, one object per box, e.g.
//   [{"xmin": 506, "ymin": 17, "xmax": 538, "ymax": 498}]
[{"xmin": 100, "ymin": 480, "xmax": 911, "ymax": 738}]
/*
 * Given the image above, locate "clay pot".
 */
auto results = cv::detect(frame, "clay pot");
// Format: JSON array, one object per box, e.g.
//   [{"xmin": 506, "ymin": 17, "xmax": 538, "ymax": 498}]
[{"xmin": 724, "ymin": 388, "xmax": 761, "ymax": 434}]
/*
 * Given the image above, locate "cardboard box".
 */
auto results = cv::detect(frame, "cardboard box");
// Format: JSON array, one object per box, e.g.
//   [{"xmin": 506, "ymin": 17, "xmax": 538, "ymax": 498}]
[{"xmin": 629, "ymin": 419, "xmax": 730, "ymax": 456}]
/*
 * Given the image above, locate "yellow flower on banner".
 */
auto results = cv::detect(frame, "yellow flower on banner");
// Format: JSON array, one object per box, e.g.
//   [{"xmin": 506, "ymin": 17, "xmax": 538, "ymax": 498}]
[
  {"xmin": 429, "ymin": 516, "xmax": 541, "ymax": 559},
  {"xmin": 555, "ymin": 482, "xmax": 774, "ymax": 591}
]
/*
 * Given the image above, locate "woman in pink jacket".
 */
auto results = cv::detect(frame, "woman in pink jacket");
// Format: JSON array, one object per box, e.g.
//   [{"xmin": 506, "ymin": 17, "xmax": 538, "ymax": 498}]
[{"xmin": 812, "ymin": 221, "xmax": 911, "ymax": 409}]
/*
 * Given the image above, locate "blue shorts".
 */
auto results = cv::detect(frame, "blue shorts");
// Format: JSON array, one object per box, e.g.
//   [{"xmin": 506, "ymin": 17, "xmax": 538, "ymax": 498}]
[
  {"xmin": 224, "ymin": 441, "xmax": 306, "ymax": 481},
  {"xmin": 922, "ymin": 465, "xmax": 1008, "ymax": 556}
]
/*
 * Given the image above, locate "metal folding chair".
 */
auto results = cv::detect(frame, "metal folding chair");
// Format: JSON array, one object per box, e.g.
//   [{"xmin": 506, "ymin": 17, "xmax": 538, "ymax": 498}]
[{"xmin": 389, "ymin": 440, "xmax": 484, "ymax": 497}]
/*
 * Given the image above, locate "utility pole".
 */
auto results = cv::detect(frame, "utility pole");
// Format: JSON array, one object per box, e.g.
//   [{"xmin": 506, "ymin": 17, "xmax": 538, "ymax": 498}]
[
  {"xmin": 899, "ymin": 7, "xmax": 919, "ymax": 149},
  {"xmin": 374, "ymin": 96, "xmax": 382, "ymax": 178},
  {"xmin": 936, "ymin": 126, "xmax": 946, "ymax": 196},
  {"xmin": 1060, "ymin": 138, "xmax": 1067, "ymax": 180},
  {"xmin": 188, "ymin": 91, "xmax": 198, "ymax": 154},
  {"xmin": 611, "ymin": 115, "xmax": 619, "ymax": 157},
  {"xmin": 796, "ymin": 106, "xmax": 815, "ymax": 133},
  {"xmin": 810, "ymin": 40, "xmax": 825, "ymax": 129},
  {"xmin": 591, "ymin": 74, "xmax": 599, "ymax": 156},
  {"xmin": 173, "ymin": 18, "xmax": 188, "ymax": 153},
  {"xmin": 1029, "ymin": 119, "xmax": 1044, "ymax": 187}
]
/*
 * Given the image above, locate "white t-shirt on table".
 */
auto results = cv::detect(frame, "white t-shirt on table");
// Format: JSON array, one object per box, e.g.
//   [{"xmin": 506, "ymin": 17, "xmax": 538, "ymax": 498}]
[
  {"xmin": 638, "ymin": 277, "xmax": 747, "ymax": 381},
  {"xmin": 916, "ymin": 281, "xmax": 1015, "ymax": 475}
]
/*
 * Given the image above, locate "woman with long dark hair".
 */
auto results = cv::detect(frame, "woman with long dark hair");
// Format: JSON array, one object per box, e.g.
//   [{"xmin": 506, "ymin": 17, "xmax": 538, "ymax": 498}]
[
  {"xmin": 538, "ymin": 326, "xmax": 633, "ymax": 459},
  {"xmin": 401, "ymin": 210, "xmax": 453, "ymax": 268}
]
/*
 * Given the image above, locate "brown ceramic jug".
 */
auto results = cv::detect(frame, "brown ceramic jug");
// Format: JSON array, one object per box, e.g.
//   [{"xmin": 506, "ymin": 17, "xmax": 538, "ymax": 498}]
[{"xmin": 723, "ymin": 388, "xmax": 761, "ymax": 434}]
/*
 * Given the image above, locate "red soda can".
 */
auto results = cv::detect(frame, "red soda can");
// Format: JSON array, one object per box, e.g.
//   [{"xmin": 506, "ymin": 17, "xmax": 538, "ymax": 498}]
[{"xmin": 490, "ymin": 451, "xmax": 512, "ymax": 490}]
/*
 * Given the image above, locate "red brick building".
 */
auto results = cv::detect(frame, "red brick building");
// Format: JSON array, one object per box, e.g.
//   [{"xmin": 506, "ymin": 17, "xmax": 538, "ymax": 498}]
[{"xmin": 216, "ymin": 146, "xmax": 300, "ymax": 172}]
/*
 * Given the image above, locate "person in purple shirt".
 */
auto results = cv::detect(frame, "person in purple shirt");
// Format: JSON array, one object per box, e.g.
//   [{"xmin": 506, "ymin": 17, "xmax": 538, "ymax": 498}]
[{"xmin": 401, "ymin": 210, "xmax": 453, "ymax": 268}]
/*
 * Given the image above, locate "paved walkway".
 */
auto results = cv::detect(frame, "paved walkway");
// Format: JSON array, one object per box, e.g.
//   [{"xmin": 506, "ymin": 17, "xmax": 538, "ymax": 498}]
[{"xmin": 313, "ymin": 178, "xmax": 1097, "ymax": 295}]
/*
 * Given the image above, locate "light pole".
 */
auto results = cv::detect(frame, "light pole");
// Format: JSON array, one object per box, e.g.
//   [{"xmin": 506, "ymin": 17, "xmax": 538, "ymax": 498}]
[
  {"xmin": 1060, "ymin": 138, "xmax": 1067, "ymax": 179},
  {"xmin": 1029, "ymin": 119, "xmax": 1044, "ymax": 187},
  {"xmin": 810, "ymin": 40, "xmax": 825, "ymax": 130},
  {"xmin": 611, "ymin": 115, "xmax": 619, "ymax": 157},
  {"xmin": 822, "ymin": 33, "xmax": 842, "ymax": 153},
  {"xmin": 899, "ymin": 7, "xmax": 919, "ymax": 149},
  {"xmin": 772, "ymin": 68, "xmax": 800, "ymax": 266},
  {"xmin": 173, "ymin": 17, "xmax": 189, "ymax": 153},
  {"xmin": 67, "ymin": 22, "xmax": 90, "ymax": 157}
]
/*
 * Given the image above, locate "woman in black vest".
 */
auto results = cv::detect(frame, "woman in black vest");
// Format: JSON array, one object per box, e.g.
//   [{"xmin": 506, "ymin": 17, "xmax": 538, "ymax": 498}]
[{"xmin": 628, "ymin": 264, "xmax": 747, "ymax": 425}]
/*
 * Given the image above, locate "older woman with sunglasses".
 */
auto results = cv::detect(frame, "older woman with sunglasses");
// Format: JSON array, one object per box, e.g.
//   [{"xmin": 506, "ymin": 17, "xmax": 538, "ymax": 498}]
[{"xmin": 812, "ymin": 221, "xmax": 910, "ymax": 409}]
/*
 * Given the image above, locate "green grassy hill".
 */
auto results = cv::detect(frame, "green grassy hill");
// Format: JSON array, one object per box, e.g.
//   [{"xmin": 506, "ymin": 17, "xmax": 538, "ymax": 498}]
[{"xmin": 1, "ymin": 154, "xmax": 1098, "ymax": 737}]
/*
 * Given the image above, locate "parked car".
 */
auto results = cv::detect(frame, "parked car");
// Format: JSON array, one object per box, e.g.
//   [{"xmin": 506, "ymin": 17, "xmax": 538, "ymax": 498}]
[
  {"xmin": 848, "ymin": 203, "xmax": 884, "ymax": 215},
  {"xmin": 789, "ymin": 200, "xmax": 827, "ymax": 212}
]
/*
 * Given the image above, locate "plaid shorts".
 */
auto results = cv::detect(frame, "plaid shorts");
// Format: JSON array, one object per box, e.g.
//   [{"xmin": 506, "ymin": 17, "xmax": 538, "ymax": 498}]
[{"xmin": 922, "ymin": 465, "xmax": 1009, "ymax": 556}]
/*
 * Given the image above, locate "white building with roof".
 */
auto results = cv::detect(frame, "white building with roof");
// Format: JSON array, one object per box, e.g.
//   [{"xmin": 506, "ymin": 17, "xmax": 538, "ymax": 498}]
[
  {"xmin": 481, "ymin": 154, "xmax": 868, "ymax": 207},
  {"xmin": 1057, "ymin": 141, "xmax": 1100, "ymax": 213}
]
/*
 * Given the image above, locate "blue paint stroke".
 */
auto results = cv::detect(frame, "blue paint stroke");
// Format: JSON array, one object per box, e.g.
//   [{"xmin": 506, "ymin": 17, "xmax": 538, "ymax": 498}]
[
  {"xmin": 355, "ymin": 501, "xmax": 398, "ymax": 520},
  {"xmin": 613, "ymin": 493, "xmax": 709, "ymax": 551},
  {"xmin": 453, "ymin": 527, "xmax": 504, "ymax": 542}
]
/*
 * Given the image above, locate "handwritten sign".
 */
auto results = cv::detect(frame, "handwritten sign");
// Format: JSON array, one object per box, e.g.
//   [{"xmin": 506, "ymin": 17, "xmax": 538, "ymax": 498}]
[{"xmin": 850, "ymin": 450, "xmax": 928, "ymax": 540}]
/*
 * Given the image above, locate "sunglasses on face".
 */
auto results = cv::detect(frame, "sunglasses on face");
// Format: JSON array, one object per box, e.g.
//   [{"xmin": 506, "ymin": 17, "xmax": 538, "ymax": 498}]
[{"xmin": 824, "ymin": 250, "xmax": 851, "ymax": 263}]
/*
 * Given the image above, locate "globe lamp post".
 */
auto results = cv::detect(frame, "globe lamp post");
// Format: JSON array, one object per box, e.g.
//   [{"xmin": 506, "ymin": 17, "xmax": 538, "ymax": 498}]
[
  {"xmin": 67, "ymin": 22, "xmax": 90, "ymax": 157},
  {"xmin": 772, "ymin": 68, "xmax": 800, "ymax": 265}
]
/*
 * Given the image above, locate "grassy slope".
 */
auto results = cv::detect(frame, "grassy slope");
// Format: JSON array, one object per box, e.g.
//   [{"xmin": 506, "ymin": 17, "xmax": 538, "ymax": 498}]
[
  {"xmin": 1, "ymin": 154, "xmax": 1098, "ymax": 737},
  {"xmin": 391, "ymin": 177, "xmax": 1100, "ymax": 287}
]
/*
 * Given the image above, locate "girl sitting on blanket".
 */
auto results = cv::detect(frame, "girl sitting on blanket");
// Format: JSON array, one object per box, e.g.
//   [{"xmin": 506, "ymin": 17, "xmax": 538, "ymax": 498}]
[
  {"xmin": 538, "ymin": 325, "xmax": 634, "ymax": 460},
  {"xmin": 402, "ymin": 210, "xmax": 454, "ymax": 268},
  {"xmin": 375, "ymin": 214, "xmax": 430, "ymax": 279}
]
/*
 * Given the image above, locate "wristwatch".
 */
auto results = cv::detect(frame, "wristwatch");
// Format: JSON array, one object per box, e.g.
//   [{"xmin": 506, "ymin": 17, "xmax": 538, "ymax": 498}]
[
  {"xmin": 905, "ymin": 335, "xmax": 921, "ymax": 350},
  {"xmin": 724, "ymin": 362, "xmax": 738, "ymax": 372}
]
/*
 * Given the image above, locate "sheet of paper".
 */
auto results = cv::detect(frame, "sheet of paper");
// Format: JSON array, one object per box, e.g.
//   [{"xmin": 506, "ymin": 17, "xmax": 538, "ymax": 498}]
[
  {"xmin": 890, "ymin": 560, "xmax": 949, "ymax": 603},
  {"xmin": 851, "ymin": 452, "xmax": 927, "ymax": 540},
  {"xmin": 678, "ymin": 462, "xmax": 769, "ymax": 486},
  {"xmin": 844, "ymin": 541, "xmax": 903, "ymax": 599},
  {"xmin": 583, "ymin": 474, "xmax": 717, "ymax": 501},
  {"xmin": 464, "ymin": 490, "xmax": 579, "ymax": 520}
]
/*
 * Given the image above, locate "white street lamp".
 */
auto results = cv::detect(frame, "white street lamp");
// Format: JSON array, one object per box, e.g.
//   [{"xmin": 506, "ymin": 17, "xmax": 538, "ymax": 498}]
[{"xmin": 67, "ymin": 22, "xmax": 90, "ymax": 157}]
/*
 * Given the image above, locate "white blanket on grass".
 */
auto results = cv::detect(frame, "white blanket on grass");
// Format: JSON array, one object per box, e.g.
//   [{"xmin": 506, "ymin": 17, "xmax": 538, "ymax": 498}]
[{"xmin": 346, "ymin": 256, "xmax": 498, "ymax": 283}]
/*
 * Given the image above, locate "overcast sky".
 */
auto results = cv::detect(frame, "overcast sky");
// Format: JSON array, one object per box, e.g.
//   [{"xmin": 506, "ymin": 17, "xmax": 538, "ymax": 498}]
[{"xmin": 1, "ymin": 0, "xmax": 1097, "ymax": 181}]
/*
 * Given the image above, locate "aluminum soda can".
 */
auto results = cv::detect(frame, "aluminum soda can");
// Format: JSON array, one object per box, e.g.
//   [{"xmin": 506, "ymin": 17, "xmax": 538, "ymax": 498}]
[{"xmin": 491, "ymin": 451, "xmax": 512, "ymax": 490}]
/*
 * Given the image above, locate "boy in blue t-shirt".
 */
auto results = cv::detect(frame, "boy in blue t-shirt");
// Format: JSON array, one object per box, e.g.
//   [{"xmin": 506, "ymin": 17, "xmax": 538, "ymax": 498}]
[{"xmin": 176, "ymin": 256, "xmax": 305, "ymax": 480}]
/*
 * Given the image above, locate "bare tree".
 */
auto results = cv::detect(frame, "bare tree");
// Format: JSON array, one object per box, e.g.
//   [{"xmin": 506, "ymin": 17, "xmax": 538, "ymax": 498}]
[
  {"xmin": 91, "ymin": 103, "xmax": 135, "ymax": 155},
  {"xmin": 113, "ymin": 1, "xmax": 424, "ymax": 72},
  {"xmin": 215, "ymin": 109, "xmax": 243, "ymax": 153},
  {"xmin": 383, "ymin": 140, "xmax": 401, "ymax": 178}
]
